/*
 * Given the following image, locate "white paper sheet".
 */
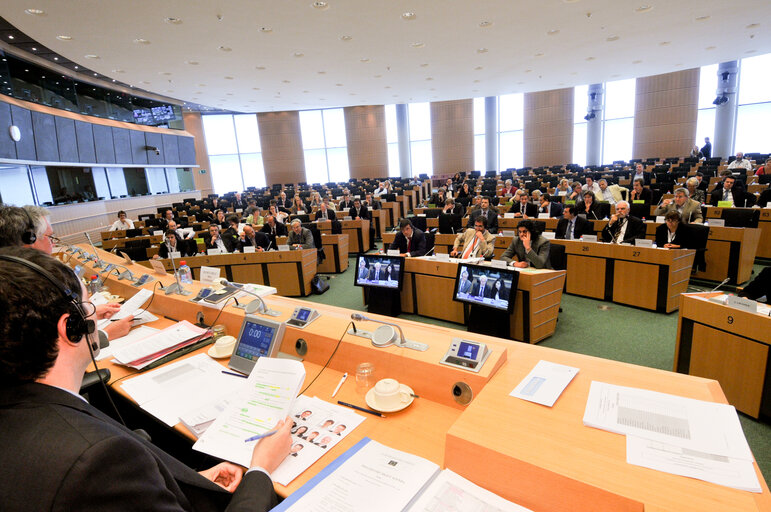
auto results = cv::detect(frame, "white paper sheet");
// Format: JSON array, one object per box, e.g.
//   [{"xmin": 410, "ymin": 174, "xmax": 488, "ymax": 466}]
[
  {"xmin": 510, "ymin": 360, "xmax": 579, "ymax": 407},
  {"xmin": 626, "ymin": 436, "xmax": 761, "ymax": 493},
  {"xmin": 95, "ymin": 325, "xmax": 159, "ymax": 361},
  {"xmin": 149, "ymin": 259, "xmax": 169, "ymax": 275},
  {"xmin": 583, "ymin": 382, "xmax": 753, "ymax": 461},
  {"xmin": 199, "ymin": 266, "xmax": 221, "ymax": 284},
  {"xmin": 193, "ymin": 358, "xmax": 306, "ymax": 467},
  {"xmin": 112, "ymin": 320, "xmax": 207, "ymax": 366},
  {"xmin": 406, "ymin": 469, "xmax": 533, "ymax": 512},
  {"xmin": 109, "ymin": 288, "xmax": 153, "ymax": 319}
]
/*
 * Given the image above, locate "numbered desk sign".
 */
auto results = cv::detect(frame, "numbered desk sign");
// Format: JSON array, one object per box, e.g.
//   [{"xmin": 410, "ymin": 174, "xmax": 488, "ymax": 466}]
[
  {"xmin": 243, "ymin": 245, "xmax": 255, "ymax": 253},
  {"xmin": 199, "ymin": 266, "xmax": 221, "ymax": 284},
  {"xmin": 582, "ymin": 235, "xmax": 598, "ymax": 242},
  {"xmin": 635, "ymin": 239, "xmax": 653, "ymax": 248},
  {"xmin": 207, "ymin": 248, "xmax": 224, "ymax": 256}
]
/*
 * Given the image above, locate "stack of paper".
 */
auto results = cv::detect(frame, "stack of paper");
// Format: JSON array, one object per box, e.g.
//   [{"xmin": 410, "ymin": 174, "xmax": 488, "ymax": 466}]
[
  {"xmin": 583, "ymin": 381, "xmax": 760, "ymax": 492},
  {"xmin": 112, "ymin": 320, "xmax": 210, "ymax": 369}
]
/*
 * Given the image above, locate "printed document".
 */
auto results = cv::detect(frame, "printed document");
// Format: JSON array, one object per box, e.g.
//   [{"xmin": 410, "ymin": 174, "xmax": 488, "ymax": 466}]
[
  {"xmin": 510, "ymin": 360, "xmax": 579, "ymax": 407},
  {"xmin": 96, "ymin": 325, "xmax": 158, "ymax": 361},
  {"xmin": 406, "ymin": 469, "xmax": 532, "ymax": 512},
  {"xmin": 112, "ymin": 320, "xmax": 208, "ymax": 367}
]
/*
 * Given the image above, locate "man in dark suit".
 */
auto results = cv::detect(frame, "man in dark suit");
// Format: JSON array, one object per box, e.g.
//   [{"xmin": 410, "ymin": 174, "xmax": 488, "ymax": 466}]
[
  {"xmin": 159, "ymin": 209, "xmax": 179, "ymax": 231},
  {"xmin": 338, "ymin": 193, "xmax": 354, "ymax": 211},
  {"xmin": 512, "ymin": 192, "xmax": 538, "ymax": 219},
  {"xmin": 468, "ymin": 196, "xmax": 498, "ymax": 233},
  {"xmin": 368, "ymin": 261, "xmax": 386, "ymax": 281},
  {"xmin": 314, "ymin": 202, "xmax": 336, "ymax": 221},
  {"xmin": 238, "ymin": 225, "xmax": 270, "ymax": 252},
  {"xmin": 700, "ymin": 137, "xmax": 712, "ymax": 159},
  {"xmin": 0, "ymin": 247, "xmax": 291, "ymax": 512},
  {"xmin": 601, "ymin": 201, "xmax": 646, "ymax": 244},
  {"xmin": 555, "ymin": 205, "xmax": 590, "ymax": 240},
  {"xmin": 469, "ymin": 274, "xmax": 490, "ymax": 299},
  {"xmin": 629, "ymin": 179, "xmax": 652, "ymax": 207},
  {"xmin": 538, "ymin": 194, "xmax": 563, "ymax": 218},
  {"xmin": 276, "ymin": 191, "xmax": 292, "ymax": 210},
  {"xmin": 260, "ymin": 214, "xmax": 288, "ymax": 250},
  {"xmin": 710, "ymin": 175, "xmax": 742, "ymax": 207},
  {"xmin": 364, "ymin": 193, "xmax": 381, "ymax": 210},
  {"xmin": 389, "ymin": 218, "xmax": 427, "ymax": 257},
  {"xmin": 205, "ymin": 225, "xmax": 236, "ymax": 253},
  {"xmin": 157, "ymin": 229, "xmax": 193, "ymax": 259},
  {"xmin": 349, "ymin": 198, "xmax": 370, "ymax": 221}
]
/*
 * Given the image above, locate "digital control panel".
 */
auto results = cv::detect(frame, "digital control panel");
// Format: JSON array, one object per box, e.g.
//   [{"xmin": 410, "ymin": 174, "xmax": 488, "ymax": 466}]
[{"xmin": 440, "ymin": 338, "xmax": 491, "ymax": 373}]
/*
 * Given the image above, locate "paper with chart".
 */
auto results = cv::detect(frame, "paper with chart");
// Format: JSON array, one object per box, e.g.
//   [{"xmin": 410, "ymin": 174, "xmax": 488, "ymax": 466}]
[
  {"xmin": 270, "ymin": 395, "xmax": 365, "ymax": 486},
  {"xmin": 280, "ymin": 439, "xmax": 440, "ymax": 512},
  {"xmin": 583, "ymin": 381, "xmax": 753, "ymax": 461},
  {"xmin": 193, "ymin": 357, "xmax": 306, "ymax": 467},
  {"xmin": 509, "ymin": 360, "xmax": 579, "ymax": 407},
  {"xmin": 626, "ymin": 436, "xmax": 761, "ymax": 493},
  {"xmin": 120, "ymin": 353, "xmax": 246, "ymax": 427},
  {"xmin": 406, "ymin": 469, "xmax": 532, "ymax": 512}
]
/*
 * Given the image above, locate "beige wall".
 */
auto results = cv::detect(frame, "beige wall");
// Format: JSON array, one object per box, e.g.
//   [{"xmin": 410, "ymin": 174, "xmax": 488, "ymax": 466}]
[
  {"xmin": 257, "ymin": 111, "xmax": 306, "ymax": 186},
  {"xmin": 523, "ymin": 88, "xmax": 574, "ymax": 168},
  {"xmin": 430, "ymin": 99, "xmax": 474, "ymax": 174},
  {"xmin": 182, "ymin": 111, "xmax": 214, "ymax": 195},
  {"xmin": 344, "ymin": 105, "xmax": 389, "ymax": 179},
  {"xmin": 633, "ymin": 69, "xmax": 699, "ymax": 160}
]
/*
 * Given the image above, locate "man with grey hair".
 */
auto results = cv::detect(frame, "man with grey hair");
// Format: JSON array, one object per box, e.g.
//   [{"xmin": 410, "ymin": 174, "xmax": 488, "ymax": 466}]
[
  {"xmin": 597, "ymin": 179, "xmax": 616, "ymax": 204},
  {"xmin": 655, "ymin": 187, "xmax": 703, "ymax": 223},
  {"xmin": 685, "ymin": 177, "xmax": 706, "ymax": 204},
  {"xmin": 727, "ymin": 152, "xmax": 752, "ymax": 171},
  {"xmin": 288, "ymin": 219, "xmax": 314, "ymax": 250},
  {"xmin": 601, "ymin": 200, "xmax": 645, "ymax": 244},
  {"xmin": 0, "ymin": 205, "xmax": 55, "ymax": 254}
]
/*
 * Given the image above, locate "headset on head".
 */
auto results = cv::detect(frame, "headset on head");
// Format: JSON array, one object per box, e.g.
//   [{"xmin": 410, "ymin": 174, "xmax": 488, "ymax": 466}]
[
  {"xmin": 21, "ymin": 208, "xmax": 37, "ymax": 245},
  {"xmin": 0, "ymin": 255, "xmax": 95, "ymax": 346}
]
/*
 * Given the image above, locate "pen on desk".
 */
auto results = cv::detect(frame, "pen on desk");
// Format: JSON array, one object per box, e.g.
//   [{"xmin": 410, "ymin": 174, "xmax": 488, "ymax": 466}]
[
  {"xmin": 244, "ymin": 429, "xmax": 278, "ymax": 443},
  {"xmin": 337, "ymin": 401, "xmax": 385, "ymax": 418},
  {"xmin": 222, "ymin": 370, "xmax": 248, "ymax": 379},
  {"xmin": 332, "ymin": 372, "xmax": 348, "ymax": 398}
]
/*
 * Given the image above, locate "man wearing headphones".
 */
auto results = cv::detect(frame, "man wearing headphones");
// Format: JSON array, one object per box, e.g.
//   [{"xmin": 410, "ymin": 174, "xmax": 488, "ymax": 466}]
[{"xmin": 0, "ymin": 246, "xmax": 292, "ymax": 511}]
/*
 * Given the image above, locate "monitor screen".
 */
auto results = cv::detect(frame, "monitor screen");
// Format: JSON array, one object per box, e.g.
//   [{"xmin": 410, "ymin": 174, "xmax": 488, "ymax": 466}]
[
  {"xmin": 132, "ymin": 108, "xmax": 154, "ymax": 125},
  {"xmin": 452, "ymin": 263, "xmax": 519, "ymax": 313},
  {"xmin": 234, "ymin": 320, "xmax": 277, "ymax": 361},
  {"xmin": 151, "ymin": 105, "xmax": 176, "ymax": 122},
  {"xmin": 353, "ymin": 254, "xmax": 404, "ymax": 290},
  {"xmin": 296, "ymin": 308, "xmax": 311, "ymax": 321}
]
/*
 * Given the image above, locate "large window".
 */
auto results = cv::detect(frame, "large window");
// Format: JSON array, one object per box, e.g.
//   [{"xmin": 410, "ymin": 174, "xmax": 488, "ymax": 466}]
[
  {"xmin": 572, "ymin": 85, "xmax": 589, "ymax": 167},
  {"xmin": 602, "ymin": 79, "xmax": 635, "ymax": 164},
  {"xmin": 299, "ymin": 108, "xmax": 350, "ymax": 184},
  {"xmin": 385, "ymin": 104, "xmax": 400, "ymax": 177},
  {"xmin": 408, "ymin": 102, "xmax": 432, "ymax": 176},
  {"xmin": 473, "ymin": 97, "xmax": 486, "ymax": 171},
  {"xmin": 0, "ymin": 165, "xmax": 35, "ymax": 206},
  {"xmin": 735, "ymin": 53, "xmax": 771, "ymax": 154},
  {"xmin": 202, "ymin": 114, "xmax": 266, "ymax": 193},
  {"xmin": 696, "ymin": 64, "xmax": 718, "ymax": 153},
  {"xmin": 498, "ymin": 93, "xmax": 524, "ymax": 170}
]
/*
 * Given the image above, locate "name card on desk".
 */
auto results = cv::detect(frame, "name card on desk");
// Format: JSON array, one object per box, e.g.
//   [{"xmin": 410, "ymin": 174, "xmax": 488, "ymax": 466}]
[
  {"xmin": 538, "ymin": 213, "xmax": 550, "ymax": 219},
  {"xmin": 582, "ymin": 235, "xmax": 598, "ymax": 242},
  {"xmin": 501, "ymin": 230, "xmax": 516, "ymax": 237},
  {"xmin": 153, "ymin": 230, "xmax": 163, "ymax": 236},
  {"xmin": 278, "ymin": 245, "xmax": 290, "ymax": 251},
  {"xmin": 435, "ymin": 253, "xmax": 450, "ymax": 261},
  {"xmin": 207, "ymin": 249, "xmax": 224, "ymax": 255},
  {"xmin": 503, "ymin": 213, "xmax": 516, "ymax": 219},
  {"xmin": 634, "ymin": 239, "xmax": 653, "ymax": 248},
  {"xmin": 490, "ymin": 260, "xmax": 508, "ymax": 269},
  {"xmin": 541, "ymin": 232, "xmax": 555, "ymax": 240},
  {"xmin": 387, "ymin": 249, "xmax": 399, "ymax": 256},
  {"xmin": 726, "ymin": 295, "xmax": 758, "ymax": 313},
  {"xmin": 149, "ymin": 259, "xmax": 168, "ymax": 275},
  {"xmin": 199, "ymin": 266, "xmax": 221, "ymax": 284},
  {"xmin": 243, "ymin": 246, "xmax": 255, "ymax": 253},
  {"xmin": 655, "ymin": 216, "xmax": 665, "ymax": 223},
  {"xmin": 707, "ymin": 219, "xmax": 725, "ymax": 227},
  {"xmin": 169, "ymin": 251, "xmax": 181, "ymax": 260},
  {"xmin": 717, "ymin": 201, "xmax": 733, "ymax": 208}
]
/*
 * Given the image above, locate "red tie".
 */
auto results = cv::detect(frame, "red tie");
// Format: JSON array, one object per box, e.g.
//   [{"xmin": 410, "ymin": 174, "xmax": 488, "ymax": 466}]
[{"xmin": 407, "ymin": 237, "xmax": 411, "ymax": 253}]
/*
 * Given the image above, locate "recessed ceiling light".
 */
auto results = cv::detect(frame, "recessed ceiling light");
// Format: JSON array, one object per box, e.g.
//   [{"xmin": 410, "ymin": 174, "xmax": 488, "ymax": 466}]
[
  {"xmin": 84, "ymin": 54, "xmax": 99, "ymax": 59},
  {"xmin": 360, "ymin": 58, "xmax": 370, "ymax": 63},
  {"xmin": 303, "ymin": 90, "xmax": 310, "ymax": 93},
  {"xmin": 260, "ymin": 27, "xmax": 273, "ymax": 33},
  {"xmin": 133, "ymin": 38, "xmax": 151, "ymax": 45},
  {"xmin": 659, "ymin": 41, "xmax": 670, "ymax": 46},
  {"xmin": 159, "ymin": 71, "xmax": 172, "ymax": 76},
  {"xmin": 479, "ymin": 20, "xmax": 493, "ymax": 28},
  {"xmin": 219, "ymin": 46, "xmax": 232, "ymax": 52},
  {"xmin": 252, "ymin": 87, "xmax": 260, "ymax": 90},
  {"xmin": 31, "ymin": 47, "xmax": 38, "ymax": 51},
  {"xmin": 140, "ymin": 80, "xmax": 150, "ymax": 84},
  {"xmin": 401, "ymin": 12, "xmax": 416, "ymax": 20},
  {"xmin": 199, "ymin": 83, "xmax": 207, "ymax": 86},
  {"xmin": 562, "ymin": 0, "xmax": 580, "ymax": 3},
  {"xmin": 745, "ymin": 23, "xmax": 760, "ymax": 29},
  {"xmin": 585, "ymin": 56, "xmax": 595, "ymax": 61},
  {"xmin": 224, "ymin": 76, "xmax": 234, "ymax": 80},
  {"xmin": 112, "ymin": 69, "xmax": 125, "ymax": 73},
  {"xmin": 317, "ymin": 70, "xmax": 326, "ymax": 74},
  {"xmin": 385, "ymin": 86, "xmax": 391, "ymax": 89},
  {"xmin": 524, "ymin": 69, "xmax": 532, "ymax": 73},
  {"xmin": 695, "ymin": 15, "xmax": 710, "ymax": 22},
  {"xmin": 294, "ymin": 51, "xmax": 304, "ymax": 57},
  {"xmin": 635, "ymin": 5, "xmax": 653, "ymax": 13},
  {"xmin": 56, "ymin": 35, "xmax": 72, "ymax": 41},
  {"xmin": 53, "ymin": 57, "xmax": 58, "ymax": 61},
  {"xmin": 340, "ymin": 35, "xmax": 352, "ymax": 41},
  {"xmin": 606, "ymin": 35, "xmax": 619, "ymax": 42},
  {"xmin": 477, "ymin": 48, "xmax": 488, "ymax": 54},
  {"xmin": 705, "ymin": 46, "xmax": 716, "ymax": 50},
  {"xmin": 165, "ymin": 17, "xmax": 182, "ymax": 24},
  {"xmin": 7, "ymin": 35, "xmax": 14, "ymax": 40},
  {"xmin": 473, "ymin": 79, "xmax": 480, "ymax": 83},
  {"xmin": 745, "ymin": 49, "xmax": 756, "ymax": 54},
  {"xmin": 411, "ymin": 42, "xmax": 425, "ymax": 48},
  {"xmin": 374, "ymin": 74, "xmax": 382, "ymax": 78},
  {"xmin": 474, "ymin": 66, "xmax": 483, "ymax": 70},
  {"xmin": 312, "ymin": 1, "xmax": 329, "ymax": 10},
  {"xmin": 186, "ymin": 60, "xmax": 199, "ymax": 65},
  {"xmin": 426, "ymin": 77, "xmax": 433, "ymax": 81},
  {"xmin": 420, "ymin": 63, "xmax": 429, "ymax": 68},
  {"xmin": 547, "ymin": 29, "xmax": 559, "ymax": 36},
  {"xmin": 611, "ymin": 73, "xmax": 621, "ymax": 78},
  {"xmin": 335, "ymin": 83, "xmax": 343, "ymax": 86},
  {"xmin": 25, "ymin": 8, "xmax": 44, "ymax": 15},
  {"xmin": 166, "ymin": 89, "xmax": 175, "ymax": 93},
  {"xmin": 534, "ymin": 52, "xmax": 544, "ymax": 57},
  {"xmin": 282, "ymin": 79, "xmax": 291, "ymax": 83},
  {"xmin": 632, "ymin": 60, "xmax": 642, "ymax": 64},
  {"xmin": 74, "ymin": 65, "xmax": 78, "ymax": 69},
  {"xmin": 256, "ymin": 66, "xmax": 266, "ymax": 70}
]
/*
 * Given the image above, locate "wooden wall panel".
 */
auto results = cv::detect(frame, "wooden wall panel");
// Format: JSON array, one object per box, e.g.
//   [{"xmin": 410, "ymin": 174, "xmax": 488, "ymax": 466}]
[
  {"xmin": 633, "ymin": 68, "xmax": 699, "ymax": 160},
  {"xmin": 257, "ymin": 111, "xmax": 306, "ymax": 186},
  {"xmin": 431, "ymin": 99, "xmax": 474, "ymax": 175},
  {"xmin": 523, "ymin": 88, "xmax": 574, "ymax": 168},
  {"xmin": 344, "ymin": 105, "xmax": 389, "ymax": 179},
  {"xmin": 181, "ymin": 111, "xmax": 214, "ymax": 195}
]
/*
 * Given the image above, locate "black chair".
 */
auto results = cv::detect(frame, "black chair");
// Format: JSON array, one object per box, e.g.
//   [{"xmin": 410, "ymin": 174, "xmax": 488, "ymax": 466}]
[
  {"xmin": 438, "ymin": 214, "xmax": 463, "ymax": 234},
  {"xmin": 126, "ymin": 228, "xmax": 143, "ymax": 238},
  {"xmin": 424, "ymin": 208, "xmax": 443, "ymax": 218},
  {"xmin": 548, "ymin": 242, "xmax": 566, "ymax": 271},
  {"xmin": 683, "ymin": 223, "xmax": 709, "ymax": 272},
  {"xmin": 721, "ymin": 208, "xmax": 760, "ymax": 228},
  {"xmin": 410, "ymin": 216, "xmax": 428, "ymax": 232}
]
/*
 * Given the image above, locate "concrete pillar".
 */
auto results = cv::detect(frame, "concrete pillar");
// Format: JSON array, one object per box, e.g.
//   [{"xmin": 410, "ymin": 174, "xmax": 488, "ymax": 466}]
[
  {"xmin": 586, "ymin": 83, "xmax": 603, "ymax": 166},
  {"xmin": 395, "ymin": 104, "xmax": 411, "ymax": 178},
  {"xmin": 713, "ymin": 61, "xmax": 739, "ymax": 160},
  {"xmin": 484, "ymin": 96, "xmax": 498, "ymax": 172}
]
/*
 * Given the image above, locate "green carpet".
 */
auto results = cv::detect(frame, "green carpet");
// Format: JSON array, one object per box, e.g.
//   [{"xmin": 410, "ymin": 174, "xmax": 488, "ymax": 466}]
[{"xmin": 301, "ymin": 256, "xmax": 771, "ymax": 485}]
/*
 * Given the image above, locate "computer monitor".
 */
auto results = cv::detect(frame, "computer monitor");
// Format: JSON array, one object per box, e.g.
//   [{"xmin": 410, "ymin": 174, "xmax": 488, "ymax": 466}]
[
  {"xmin": 452, "ymin": 263, "xmax": 519, "ymax": 313},
  {"xmin": 720, "ymin": 208, "xmax": 760, "ymax": 228},
  {"xmin": 353, "ymin": 254, "xmax": 404, "ymax": 290},
  {"xmin": 438, "ymin": 213, "xmax": 463, "ymax": 234}
]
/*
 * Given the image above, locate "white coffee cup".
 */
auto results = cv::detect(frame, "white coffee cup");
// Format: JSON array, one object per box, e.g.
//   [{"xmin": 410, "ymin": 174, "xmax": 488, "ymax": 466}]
[
  {"xmin": 372, "ymin": 378, "xmax": 411, "ymax": 410},
  {"xmin": 208, "ymin": 335, "xmax": 236, "ymax": 358}
]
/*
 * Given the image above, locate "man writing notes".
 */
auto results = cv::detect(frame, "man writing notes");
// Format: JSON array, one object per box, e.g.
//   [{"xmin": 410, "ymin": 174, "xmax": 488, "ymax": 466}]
[
  {"xmin": 654, "ymin": 188, "xmax": 703, "ymax": 224},
  {"xmin": 389, "ymin": 218, "xmax": 427, "ymax": 257},
  {"xmin": 601, "ymin": 201, "xmax": 645, "ymax": 244},
  {"xmin": 0, "ymin": 246, "xmax": 292, "ymax": 512},
  {"xmin": 450, "ymin": 217, "xmax": 495, "ymax": 259}
]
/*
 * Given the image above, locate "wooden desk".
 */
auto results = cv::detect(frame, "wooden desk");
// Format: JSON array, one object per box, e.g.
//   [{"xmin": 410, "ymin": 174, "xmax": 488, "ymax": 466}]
[
  {"xmin": 551, "ymin": 240, "xmax": 695, "ymax": 312},
  {"xmin": 759, "ymin": 209, "xmax": 771, "ymax": 259},
  {"xmin": 690, "ymin": 226, "xmax": 760, "ymax": 284},
  {"xmin": 316, "ymin": 219, "xmax": 370, "ymax": 254},
  {"xmin": 675, "ymin": 293, "xmax": 771, "ymax": 419},
  {"xmin": 278, "ymin": 233, "xmax": 349, "ymax": 274},
  {"xmin": 381, "ymin": 201, "xmax": 401, "ymax": 227},
  {"xmin": 138, "ymin": 249, "xmax": 317, "ymax": 297},
  {"xmin": 370, "ymin": 208, "xmax": 389, "ymax": 239},
  {"xmin": 102, "ymin": 234, "xmax": 163, "ymax": 250}
]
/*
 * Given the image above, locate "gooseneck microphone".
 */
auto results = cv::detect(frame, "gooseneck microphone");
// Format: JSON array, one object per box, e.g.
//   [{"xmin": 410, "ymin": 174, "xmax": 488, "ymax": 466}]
[
  {"xmin": 216, "ymin": 278, "xmax": 281, "ymax": 316},
  {"xmin": 350, "ymin": 313, "xmax": 428, "ymax": 351},
  {"xmin": 711, "ymin": 277, "xmax": 731, "ymax": 293}
]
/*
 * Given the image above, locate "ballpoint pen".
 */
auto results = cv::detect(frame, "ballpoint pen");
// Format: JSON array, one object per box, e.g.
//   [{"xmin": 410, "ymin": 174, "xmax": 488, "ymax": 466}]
[
  {"xmin": 332, "ymin": 372, "xmax": 348, "ymax": 398},
  {"xmin": 244, "ymin": 429, "xmax": 278, "ymax": 443},
  {"xmin": 337, "ymin": 401, "xmax": 385, "ymax": 418}
]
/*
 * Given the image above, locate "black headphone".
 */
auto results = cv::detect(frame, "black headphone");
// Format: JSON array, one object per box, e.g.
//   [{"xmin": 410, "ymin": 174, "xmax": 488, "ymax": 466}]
[
  {"xmin": 0, "ymin": 255, "xmax": 95, "ymax": 347},
  {"xmin": 21, "ymin": 208, "xmax": 37, "ymax": 245}
]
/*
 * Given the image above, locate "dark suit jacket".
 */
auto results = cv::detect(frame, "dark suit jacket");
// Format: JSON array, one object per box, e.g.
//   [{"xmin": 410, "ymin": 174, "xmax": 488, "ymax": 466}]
[
  {"xmin": 158, "ymin": 241, "xmax": 192, "ymax": 259},
  {"xmin": 629, "ymin": 187, "xmax": 652, "ymax": 207},
  {"xmin": 710, "ymin": 186, "xmax": 747, "ymax": 207},
  {"xmin": 500, "ymin": 237, "xmax": 551, "ymax": 268},
  {"xmin": 260, "ymin": 222, "xmax": 288, "ymax": 238},
  {"xmin": 364, "ymin": 200, "xmax": 381, "ymax": 210},
  {"xmin": 389, "ymin": 228, "xmax": 428, "ymax": 256},
  {"xmin": 339, "ymin": 200, "xmax": 354, "ymax": 210},
  {"xmin": 555, "ymin": 215, "xmax": 590, "ymax": 239},
  {"xmin": 205, "ymin": 234, "xmax": 236, "ymax": 253},
  {"xmin": 314, "ymin": 209, "xmax": 337, "ymax": 221},
  {"xmin": 368, "ymin": 266, "xmax": 387, "ymax": 281},
  {"xmin": 601, "ymin": 215, "xmax": 646, "ymax": 244},
  {"xmin": 0, "ymin": 383, "xmax": 277, "ymax": 512},
  {"xmin": 468, "ymin": 209, "xmax": 499, "ymax": 233},
  {"xmin": 349, "ymin": 205, "xmax": 370, "ymax": 220},
  {"xmin": 469, "ymin": 280, "xmax": 490, "ymax": 298},
  {"xmin": 540, "ymin": 202, "xmax": 564, "ymax": 218},
  {"xmin": 511, "ymin": 202, "xmax": 538, "ymax": 218},
  {"xmin": 655, "ymin": 223, "xmax": 691, "ymax": 248},
  {"xmin": 238, "ymin": 232, "xmax": 271, "ymax": 252},
  {"xmin": 575, "ymin": 201, "xmax": 601, "ymax": 220}
]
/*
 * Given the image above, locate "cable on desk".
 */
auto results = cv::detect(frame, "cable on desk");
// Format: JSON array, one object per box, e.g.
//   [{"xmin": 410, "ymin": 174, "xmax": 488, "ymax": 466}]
[
  {"xmin": 133, "ymin": 280, "xmax": 161, "ymax": 316},
  {"xmin": 86, "ymin": 333, "xmax": 127, "ymax": 427},
  {"xmin": 205, "ymin": 296, "xmax": 238, "ymax": 328},
  {"xmin": 298, "ymin": 321, "xmax": 350, "ymax": 396}
]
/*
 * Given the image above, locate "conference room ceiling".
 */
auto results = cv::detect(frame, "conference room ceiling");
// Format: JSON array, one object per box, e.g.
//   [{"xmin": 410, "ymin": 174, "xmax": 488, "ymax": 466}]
[{"xmin": 3, "ymin": 0, "xmax": 771, "ymax": 113}]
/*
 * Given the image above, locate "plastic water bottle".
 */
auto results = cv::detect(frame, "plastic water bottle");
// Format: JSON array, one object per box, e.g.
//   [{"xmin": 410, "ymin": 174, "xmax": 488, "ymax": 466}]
[
  {"xmin": 178, "ymin": 261, "xmax": 193, "ymax": 284},
  {"xmin": 88, "ymin": 275, "xmax": 101, "ymax": 294}
]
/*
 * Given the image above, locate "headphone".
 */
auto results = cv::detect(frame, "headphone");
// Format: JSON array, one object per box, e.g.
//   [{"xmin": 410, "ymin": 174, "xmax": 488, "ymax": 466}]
[
  {"xmin": 0, "ymin": 255, "xmax": 96, "ymax": 348},
  {"xmin": 21, "ymin": 208, "xmax": 37, "ymax": 245}
]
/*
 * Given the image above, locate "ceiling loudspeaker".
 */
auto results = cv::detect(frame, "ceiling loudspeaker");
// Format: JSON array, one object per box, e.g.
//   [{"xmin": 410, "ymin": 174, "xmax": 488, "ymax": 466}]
[{"xmin": 9, "ymin": 125, "xmax": 21, "ymax": 142}]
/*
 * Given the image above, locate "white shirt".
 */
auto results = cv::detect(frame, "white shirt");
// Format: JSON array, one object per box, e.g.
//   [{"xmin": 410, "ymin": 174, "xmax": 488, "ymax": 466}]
[
  {"xmin": 110, "ymin": 219, "xmax": 134, "ymax": 231},
  {"xmin": 600, "ymin": 187, "xmax": 616, "ymax": 204},
  {"xmin": 721, "ymin": 188, "xmax": 734, "ymax": 206},
  {"xmin": 582, "ymin": 183, "xmax": 601, "ymax": 196},
  {"xmin": 373, "ymin": 187, "xmax": 386, "ymax": 197},
  {"xmin": 727, "ymin": 159, "xmax": 752, "ymax": 171}
]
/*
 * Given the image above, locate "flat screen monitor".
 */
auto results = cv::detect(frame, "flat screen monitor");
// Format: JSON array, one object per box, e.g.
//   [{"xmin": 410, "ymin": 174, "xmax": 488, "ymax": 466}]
[
  {"xmin": 452, "ymin": 263, "xmax": 519, "ymax": 313},
  {"xmin": 151, "ymin": 105, "xmax": 176, "ymax": 122},
  {"xmin": 720, "ymin": 208, "xmax": 759, "ymax": 228},
  {"xmin": 228, "ymin": 315, "xmax": 285, "ymax": 375},
  {"xmin": 132, "ymin": 108, "xmax": 154, "ymax": 124},
  {"xmin": 353, "ymin": 254, "xmax": 404, "ymax": 291}
]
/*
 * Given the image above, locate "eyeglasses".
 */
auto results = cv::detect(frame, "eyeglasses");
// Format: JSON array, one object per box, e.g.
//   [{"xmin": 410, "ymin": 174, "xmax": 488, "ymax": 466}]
[{"xmin": 45, "ymin": 234, "xmax": 60, "ymax": 245}]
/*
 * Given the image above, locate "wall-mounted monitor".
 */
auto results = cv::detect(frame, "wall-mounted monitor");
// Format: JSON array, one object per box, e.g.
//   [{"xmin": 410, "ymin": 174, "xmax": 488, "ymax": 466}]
[
  {"xmin": 353, "ymin": 254, "xmax": 404, "ymax": 291},
  {"xmin": 452, "ymin": 263, "xmax": 519, "ymax": 313}
]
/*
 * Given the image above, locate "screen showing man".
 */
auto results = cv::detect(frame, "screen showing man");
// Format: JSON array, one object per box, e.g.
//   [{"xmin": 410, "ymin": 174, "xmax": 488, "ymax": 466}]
[
  {"xmin": 453, "ymin": 264, "xmax": 518, "ymax": 312},
  {"xmin": 353, "ymin": 255, "xmax": 403, "ymax": 289}
]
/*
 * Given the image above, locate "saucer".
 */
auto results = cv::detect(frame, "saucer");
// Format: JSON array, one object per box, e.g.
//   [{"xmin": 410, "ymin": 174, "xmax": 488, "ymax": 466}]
[{"xmin": 365, "ymin": 383, "xmax": 415, "ymax": 413}]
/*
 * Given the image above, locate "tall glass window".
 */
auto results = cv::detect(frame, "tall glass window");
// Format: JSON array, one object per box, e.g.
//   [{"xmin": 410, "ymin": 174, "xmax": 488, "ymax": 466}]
[
  {"xmin": 408, "ymin": 102, "xmax": 432, "ymax": 176},
  {"xmin": 202, "ymin": 114, "xmax": 266, "ymax": 194},
  {"xmin": 385, "ymin": 104, "xmax": 400, "ymax": 177},
  {"xmin": 473, "ymin": 97, "xmax": 486, "ymax": 171},
  {"xmin": 498, "ymin": 93, "xmax": 524, "ymax": 170},
  {"xmin": 0, "ymin": 165, "xmax": 35, "ymax": 206},
  {"xmin": 696, "ymin": 64, "xmax": 718, "ymax": 153},
  {"xmin": 735, "ymin": 53, "xmax": 771, "ymax": 154},
  {"xmin": 299, "ymin": 108, "xmax": 350, "ymax": 184},
  {"xmin": 572, "ymin": 85, "xmax": 589, "ymax": 167},
  {"xmin": 601, "ymin": 79, "xmax": 635, "ymax": 164}
]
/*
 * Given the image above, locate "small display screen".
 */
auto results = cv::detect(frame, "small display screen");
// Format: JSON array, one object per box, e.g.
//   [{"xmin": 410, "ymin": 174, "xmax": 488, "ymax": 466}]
[
  {"xmin": 135, "ymin": 274, "xmax": 151, "ymax": 285},
  {"xmin": 457, "ymin": 342, "xmax": 479, "ymax": 360},
  {"xmin": 151, "ymin": 105, "xmax": 175, "ymax": 122},
  {"xmin": 235, "ymin": 321, "xmax": 276, "ymax": 361},
  {"xmin": 132, "ymin": 109, "xmax": 154, "ymax": 124},
  {"xmin": 296, "ymin": 308, "xmax": 311, "ymax": 321},
  {"xmin": 354, "ymin": 255, "xmax": 403, "ymax": 290},
  {"xmin": 453, "ymin": 263, "xmax": 518, "ymax": 313},
  {"xmin": 103, "ymin": 264, "xmax": 115, "ymax": 274}
]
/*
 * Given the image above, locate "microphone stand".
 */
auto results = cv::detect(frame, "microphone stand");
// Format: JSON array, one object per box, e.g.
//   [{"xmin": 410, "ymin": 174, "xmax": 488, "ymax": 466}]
[
  {"xmin": 350, "ymin": 313, "xmax": 428, "ymax": 351},
  {"xmin": 220, "ymin": 279, "xmax": 280, "ymax": 316}
]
